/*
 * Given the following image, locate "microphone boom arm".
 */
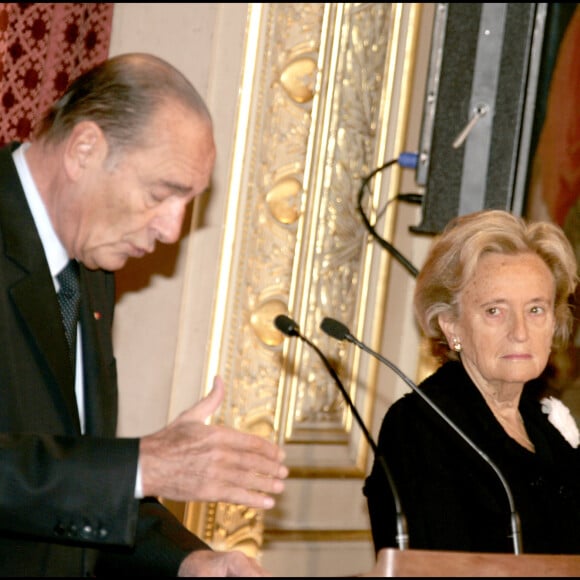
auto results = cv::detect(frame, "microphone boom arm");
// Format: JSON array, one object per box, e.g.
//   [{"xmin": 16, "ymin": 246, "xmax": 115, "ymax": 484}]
[
  {"xmin": 300, "ymin": 334, "xmax": 410, "ymax": 551},
  {"xmin": 274, "ymin": 315, "xmax": 409, "ymax": 550},
  {"xmin": 320, "ymin": 317, "xmax": 523, "ymax": 556}
]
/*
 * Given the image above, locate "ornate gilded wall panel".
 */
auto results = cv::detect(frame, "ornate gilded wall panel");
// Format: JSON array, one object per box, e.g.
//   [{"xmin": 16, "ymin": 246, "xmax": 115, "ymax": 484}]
[{"xmin": 188, "ymin": 2, "xmax": 420, "ymax": 555}]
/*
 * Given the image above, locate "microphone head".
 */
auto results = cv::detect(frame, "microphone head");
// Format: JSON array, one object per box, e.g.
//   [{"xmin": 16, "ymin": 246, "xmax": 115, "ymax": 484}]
[
  {"xmin": 274, "ymin": 314, "xmax": 300, "ymax": 337},
  {"xmin": 320, "ymin": 317, "xmax": 351, "ymax": 341}
]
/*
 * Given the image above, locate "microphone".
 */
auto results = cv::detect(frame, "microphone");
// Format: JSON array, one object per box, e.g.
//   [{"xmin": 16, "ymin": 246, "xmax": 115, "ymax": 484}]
[
  {"xmin": 274, "ymin": 314, "xmax": 409, "ymax": 550},
  {"xmin": 320, "ymin": 317, "xmax": 523, "ymax": 556}
]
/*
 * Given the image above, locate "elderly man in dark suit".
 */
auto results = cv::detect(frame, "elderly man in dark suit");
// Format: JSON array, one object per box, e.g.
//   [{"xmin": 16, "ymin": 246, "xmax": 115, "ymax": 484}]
[{"xmin": 0, "ymin": 52, "xmax": 288, "ymax": 577}]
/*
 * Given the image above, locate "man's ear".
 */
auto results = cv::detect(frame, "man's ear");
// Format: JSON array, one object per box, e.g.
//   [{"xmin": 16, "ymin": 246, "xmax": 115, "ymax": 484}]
[{"xmin": 63, "ymin": 121, "xmax": 107, "ymax": 180}]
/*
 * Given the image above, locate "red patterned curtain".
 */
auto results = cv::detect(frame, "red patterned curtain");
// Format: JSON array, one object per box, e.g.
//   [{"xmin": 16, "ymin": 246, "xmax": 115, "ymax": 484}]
[{"xmin": 0, "ymin": 3, "xmax": 114, "ymax": 146}]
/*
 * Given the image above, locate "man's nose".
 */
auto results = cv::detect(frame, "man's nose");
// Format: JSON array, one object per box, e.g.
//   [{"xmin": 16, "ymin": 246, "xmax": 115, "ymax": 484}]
[{"xmin": 153, "ymin": 200, "xmax": 187, "ymax": 244}]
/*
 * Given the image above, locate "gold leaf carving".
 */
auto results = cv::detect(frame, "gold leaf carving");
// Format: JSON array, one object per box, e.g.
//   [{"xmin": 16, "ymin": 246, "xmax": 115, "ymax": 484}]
[
  {"xmin": 280, "ymin": 57, "xmax": 317, "ymax": 103},
  {"xmin": 250, "ymin": 299, "xmax": 288, "ymax": 347},
  {"xmin": 266, "ymin": 176, "xmax": 302, "ymax": 224}
]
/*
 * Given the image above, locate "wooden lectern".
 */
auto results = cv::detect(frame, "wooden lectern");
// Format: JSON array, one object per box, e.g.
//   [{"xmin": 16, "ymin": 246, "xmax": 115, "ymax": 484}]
[{"xmin": 359, "ymin": 548, "xmax": 580, "ymax": 577}]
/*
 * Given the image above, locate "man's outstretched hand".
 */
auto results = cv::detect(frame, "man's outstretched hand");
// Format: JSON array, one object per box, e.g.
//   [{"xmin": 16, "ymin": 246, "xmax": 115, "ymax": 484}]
[{"xmin": 139, "ymin": 376, "xmax": 288, "ymax": 509}]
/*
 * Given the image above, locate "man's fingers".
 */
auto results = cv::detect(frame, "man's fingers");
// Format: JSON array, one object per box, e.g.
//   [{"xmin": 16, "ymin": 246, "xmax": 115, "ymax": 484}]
[
  {"xmin": 198, "ymin": 480, "xmax": 281, "ymax": 511},
  {"xmin": 147, "ymin": 374, "xmax": 289, "ymax": 506}
]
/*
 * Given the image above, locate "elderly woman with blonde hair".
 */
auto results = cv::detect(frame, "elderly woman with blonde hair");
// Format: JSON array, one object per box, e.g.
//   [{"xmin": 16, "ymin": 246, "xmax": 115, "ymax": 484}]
[{"xmin": 364, "ymin": 209, "xmax": 580, "ymax": 555}]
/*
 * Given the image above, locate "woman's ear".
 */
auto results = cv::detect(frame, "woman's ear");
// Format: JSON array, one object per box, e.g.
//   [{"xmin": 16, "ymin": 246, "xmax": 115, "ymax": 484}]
[
  {"xmin": 437, "ymin": 312, "xmax": 456, "ymax": 348},
  {"xmin": 63, "ymin": 121, "xmax": 107, "ymax": 180}
]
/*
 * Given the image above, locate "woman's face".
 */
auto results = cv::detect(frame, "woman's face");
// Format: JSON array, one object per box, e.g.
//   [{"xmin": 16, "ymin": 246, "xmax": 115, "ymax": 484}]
[{"xmin": 439, "ymin": 252, "xmax": 556, "ymax": 391}]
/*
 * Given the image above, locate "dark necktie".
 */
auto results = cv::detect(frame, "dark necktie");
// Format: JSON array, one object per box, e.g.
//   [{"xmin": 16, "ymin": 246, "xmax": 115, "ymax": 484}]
[{"xmin": 57, "ymin": 260, "xmax": 81, "ymax": 368}]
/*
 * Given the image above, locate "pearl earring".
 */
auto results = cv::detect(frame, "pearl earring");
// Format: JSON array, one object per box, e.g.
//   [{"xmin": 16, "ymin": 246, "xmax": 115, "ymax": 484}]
[{"xmin": 451, "ymin": 337, "xmax": 462, "ymax": 352}]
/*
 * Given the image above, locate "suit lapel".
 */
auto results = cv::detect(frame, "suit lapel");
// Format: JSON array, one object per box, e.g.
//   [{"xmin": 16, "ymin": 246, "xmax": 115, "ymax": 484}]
[
  {"xmin": 80, "ymin": 266, "xmax": 118, "ymax": 437},
  {"xmin": 0, "ymin": 144, "xmax": 81, "ymax": 432}
]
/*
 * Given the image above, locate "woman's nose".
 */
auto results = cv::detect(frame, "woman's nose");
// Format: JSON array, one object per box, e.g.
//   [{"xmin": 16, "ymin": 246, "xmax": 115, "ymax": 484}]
[{"xmin": 509, "ymin": 312, "xmax": 528, "ymax": 342}]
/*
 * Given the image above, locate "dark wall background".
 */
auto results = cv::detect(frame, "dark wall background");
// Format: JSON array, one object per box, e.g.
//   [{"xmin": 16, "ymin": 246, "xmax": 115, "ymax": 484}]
[{"xmin": 411, "ymin": 3, "xmax": 576, "ymax": 235}]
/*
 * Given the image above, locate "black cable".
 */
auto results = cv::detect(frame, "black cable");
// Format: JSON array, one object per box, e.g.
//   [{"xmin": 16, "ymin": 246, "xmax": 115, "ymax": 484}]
[
  {"xmin": 356, "ymin": 158, "xmax": 420, "ymax": 278},
  {"xmin": 396, "ymin": 193, "xmax": 424, "ymax": 205},
  {"xmin": 375, "ymin": 193, "xmax": 423, "ymax": 223}
]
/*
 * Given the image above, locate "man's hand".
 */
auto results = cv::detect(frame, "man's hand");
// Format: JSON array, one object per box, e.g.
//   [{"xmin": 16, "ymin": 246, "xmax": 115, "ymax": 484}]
[
  {"xmin": 177, "ymin": 550, "xmax": 272, "ymax": 578},
  {"xmin": 178, "ymin": 550, "xmax": 272, "ymax": 577},
  {"xmin": 139, "ymin": 376, "xmax": 288, "ymax": 509}
]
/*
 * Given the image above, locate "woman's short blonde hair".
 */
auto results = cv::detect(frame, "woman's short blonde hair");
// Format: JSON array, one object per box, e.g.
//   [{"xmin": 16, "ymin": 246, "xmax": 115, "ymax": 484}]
[{"xmin": 413, "ymin": 210, "xmax": 578, "ymax": 361}]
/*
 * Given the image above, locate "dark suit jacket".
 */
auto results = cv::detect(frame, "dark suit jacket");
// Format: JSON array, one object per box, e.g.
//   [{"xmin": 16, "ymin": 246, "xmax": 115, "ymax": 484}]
[
  {"xmin": 364, "ymin": 360, "xmax": 580, "ymax": 555},
  {"xmin": 0, "ymin": 143, "xmax": 208, "ymax": 576}
]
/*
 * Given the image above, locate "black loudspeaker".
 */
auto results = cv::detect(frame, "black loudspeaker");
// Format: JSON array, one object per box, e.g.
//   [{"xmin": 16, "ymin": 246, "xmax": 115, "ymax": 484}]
[{"xmin": 411, "ymin": 3, "xmax": 547, "ymax": 235}]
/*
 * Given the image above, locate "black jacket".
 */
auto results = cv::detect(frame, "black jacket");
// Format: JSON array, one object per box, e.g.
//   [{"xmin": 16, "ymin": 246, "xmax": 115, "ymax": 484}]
[
  {"xmin": 0, "ymin": 143, "xmax": 208, "ymax": 576},
  {"xmin": 364, "ymin": 360, "xmax": 580, "ymax": 555}
]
